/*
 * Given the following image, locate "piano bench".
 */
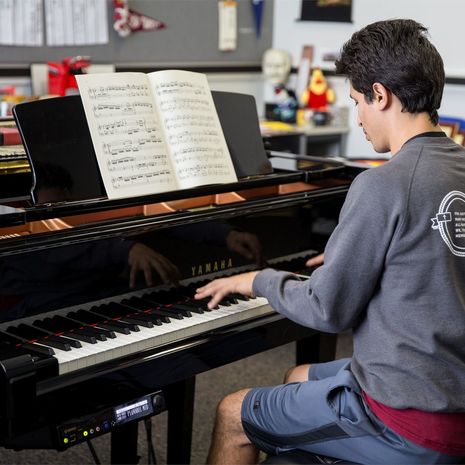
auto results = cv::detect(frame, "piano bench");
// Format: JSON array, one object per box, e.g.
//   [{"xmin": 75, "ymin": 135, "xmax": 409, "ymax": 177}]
[{"xmin": 261, "ymin": 450, "xmax": 360, "ymax": 464}]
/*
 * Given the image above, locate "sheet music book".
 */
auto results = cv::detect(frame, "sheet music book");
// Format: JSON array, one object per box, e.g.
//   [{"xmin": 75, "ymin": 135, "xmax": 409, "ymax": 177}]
[{"xmin": 76, "ymin": 70, "xmax": 238, "ymax": 200}]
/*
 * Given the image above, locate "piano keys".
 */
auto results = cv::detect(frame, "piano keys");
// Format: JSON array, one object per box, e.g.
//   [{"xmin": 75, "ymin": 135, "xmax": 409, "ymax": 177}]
[{"xmin": 0, "ymin": 250, "xmax": 316, "ymax": 376}]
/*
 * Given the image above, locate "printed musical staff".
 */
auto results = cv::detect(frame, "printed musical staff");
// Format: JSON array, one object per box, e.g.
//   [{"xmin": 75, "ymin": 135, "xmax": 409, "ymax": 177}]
[
  {"xmin": 92, "ymin": 101, "xmax": 154, "ymax": 118},
  {"xmin": 88, "ymin": 83, "xmax": 150, "ymax": 100},
  {"xmin": 97, "ymin": 117, "xmax": 158, "ymax": 136}
]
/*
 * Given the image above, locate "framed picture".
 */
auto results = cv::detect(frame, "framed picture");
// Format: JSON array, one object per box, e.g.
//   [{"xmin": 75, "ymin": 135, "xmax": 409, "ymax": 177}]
[{"xmin": 300, "ymin": 0, "xmax": 352, "ymax": 23}]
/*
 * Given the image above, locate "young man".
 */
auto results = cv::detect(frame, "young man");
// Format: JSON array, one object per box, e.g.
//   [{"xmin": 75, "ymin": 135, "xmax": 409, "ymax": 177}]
[{"xmin": 195, "ymin": 19, "xmax": 465, "ymax": 465}]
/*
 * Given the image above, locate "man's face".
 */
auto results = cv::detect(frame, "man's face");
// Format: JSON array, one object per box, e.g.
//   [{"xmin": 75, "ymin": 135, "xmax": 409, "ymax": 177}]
[{"xmin": 350, "ymin": 84, "xmax": 390, "ymax": 153}]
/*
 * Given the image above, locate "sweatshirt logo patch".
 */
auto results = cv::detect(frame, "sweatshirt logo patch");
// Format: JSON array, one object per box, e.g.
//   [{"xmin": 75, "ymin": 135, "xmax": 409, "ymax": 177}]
[{"xmin": 431, "ymin": 190, "xmax": 465, "ymax": 256}]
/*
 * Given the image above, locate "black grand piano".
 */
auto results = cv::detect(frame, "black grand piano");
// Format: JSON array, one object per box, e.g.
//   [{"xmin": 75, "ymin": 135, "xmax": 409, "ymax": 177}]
[{"xmin": 0, "ymin": 93, "xmax": 360, "ymax": 464}]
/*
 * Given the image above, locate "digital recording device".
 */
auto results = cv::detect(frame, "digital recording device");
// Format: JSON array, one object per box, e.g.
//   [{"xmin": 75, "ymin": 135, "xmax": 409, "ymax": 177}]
[{"xmin": 56, "ymin": 391, "xmax": 165, "ymax": 449}]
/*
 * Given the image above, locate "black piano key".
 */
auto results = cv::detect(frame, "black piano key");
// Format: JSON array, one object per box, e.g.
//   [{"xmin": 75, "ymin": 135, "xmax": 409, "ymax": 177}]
[
  {"xmin": 142, "ymin": 291, "xmax": 172, "ymax": 304},
  {"xmin": 0, "ymin": 330, "xmax": 56, "ymax": 356},
  {"xmin": 33, "ymin": 316, "xmax": 72, "ymax": 332},
  {"xmin": 69, "ymin": 309, "xmax": 133, "ymax": 334},
  {"xmin": 191, "ymin": 297, "xmax": 215, "ymax": 311},
  {"xmin": 95, "ymin": 302, "xmax": 153, "ymax": 328},
  {"xmin": 119, "ymin": 315, "xmax": 154, "ymax": 328},
  {"xmin": 7, "ymin": 323, "xmax": 51, "ymax": 340},
  {"xmin": 62, "ymin": 331, "xmax": 97, "ymax": 344},
  {"xmin": 8, "ymin": 323, "xmax": 82, "ymax": 348},
  {"xmin": 0, "ymin": 330, "xmax": 27, "ymax": 344},
  {"xmin": 36, "ymin": 336, "xmax": 73, "ymax": 352},
  {"xmin": 147, "ymin": 308, "xmax": 184, "ymax": 320},
  {"xmin": 121, "ymin": 298, "xmax": 183, "ymax": 320},
  {"xmin": 132, "ymin": 296, "xmax": 190, "ymax": 318},
  {"xmin": 172, "ymin": 302, "xmax": 204, "ymax": 314},
  {"xmin": 175, "ymin": 285, "xmax": 196, "ymax": 298},
  {"xmin": 90, "ymin": 302, "xmax": 130, "ymax": 319},
  {"xmin": 34, "ymin": 316, "xmax": 102, "ymax": 344},
  {"xmin": 144, "ymin": 291, "xmax": 201, "ymax": 314},
  {"xmin": 139, "ymin": 314, "xmax": 164, "ymax": 325},
  {"xmin": 22, "ymin": 342, "xmax": 55, "ymax": 356},
  {"xmin": 168, "ymin": 304, "xmax": 193, "ymax": 317},
  {"xmin": 94, "ymin": 321, "xmax": 132, "ymax": 335},
  {"xmin": 228, "ymin": 293, "xmax": 250, "ymax": 301},
  {"xmin": 73, "ymin": 327, "xmax": 107, "ymax": 341},
  {"xmin": 121, "ymin": 297, "xmax": 154, "ymax": 311},
  {"xmin": 67, "ymin": 309, "xmax": 106, "ymax": 324},
  {"xmin": 80, "ymin": 325, "xmax": 116, "ymax": 339},
  {"xmin": 134, "ymin": 312, "xmax": 169, "ymax": 325},
  {"xmin": 90, "ymin": 303, "xmax": 154, "ymax": 327},
  {"xmin": 53, "ymin": 335, "xmax": 81, "ymax": 349},
  {"xmin": 38, "ymin": 315, "xmax": 108, "ymax": 341},
  {"xmin": 90, "ymin": 306, "xmax": 140, "ymax": 332},
  {"xmin": 7, "ymin": 324, "xmax": 79, "ymax": 349},
  {"xmin": 141, "ymin": 291, "xmax": 197, "ymax": 312}
]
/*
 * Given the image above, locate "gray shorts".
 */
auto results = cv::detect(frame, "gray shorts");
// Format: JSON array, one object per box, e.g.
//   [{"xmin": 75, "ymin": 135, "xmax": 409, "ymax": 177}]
[{"xmin": 241, "ymin": 358, "xmax": 462, "ymax": 464}]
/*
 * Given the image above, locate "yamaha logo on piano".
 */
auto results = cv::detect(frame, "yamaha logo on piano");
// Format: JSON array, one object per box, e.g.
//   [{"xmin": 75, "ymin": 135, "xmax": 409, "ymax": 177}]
[{"xmin": 191, "ymin": 258, "xmax": 233, "ymax": 277}]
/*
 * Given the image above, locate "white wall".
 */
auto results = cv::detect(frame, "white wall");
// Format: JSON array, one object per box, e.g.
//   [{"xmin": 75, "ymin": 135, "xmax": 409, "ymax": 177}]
[
  {"xmin": 272, "ymin": 0, "xmax": 465, "ymax": 158},
  {"xmin": 207, "ymin": 73, "xmax": 265, "ymax": 115}
]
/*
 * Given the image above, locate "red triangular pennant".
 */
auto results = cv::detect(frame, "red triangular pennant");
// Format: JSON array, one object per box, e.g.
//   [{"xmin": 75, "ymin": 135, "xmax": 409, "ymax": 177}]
[
  {"xmin": 113, "ymin": 0, "xmax": 166, "ymax": 37},
  {"xmin": 127, "ymin": 9, "xmax": 166, "ymax": 32}
]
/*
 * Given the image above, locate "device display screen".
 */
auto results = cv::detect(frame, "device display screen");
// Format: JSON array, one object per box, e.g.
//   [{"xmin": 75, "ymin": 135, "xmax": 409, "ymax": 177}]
[{"xmin": 113, "ymin": 395, "xmax": 154, "ymax": 426}]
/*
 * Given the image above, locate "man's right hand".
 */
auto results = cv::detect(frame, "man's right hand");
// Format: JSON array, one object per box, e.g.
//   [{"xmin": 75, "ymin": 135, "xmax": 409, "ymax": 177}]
[
  {"xmin": 194, "ymin": 271, "xmax": 259, "ymax": 310},
  {"xmin": 306, "ymin": 253, "xmax": 324, "ymax": 268}
]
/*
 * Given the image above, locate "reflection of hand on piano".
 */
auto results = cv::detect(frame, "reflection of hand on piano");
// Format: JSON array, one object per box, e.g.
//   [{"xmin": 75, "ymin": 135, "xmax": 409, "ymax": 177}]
[
  {"xmin": 194, "ymin": 271, "xmax": 259, "ymax": 310},
  {"xmin": 128, "ymin": 243, "xmax": 181, "ymax": 288},
  {"xmin": 225, "ymin": 230, "xmax": 263, "ymax": 267}
]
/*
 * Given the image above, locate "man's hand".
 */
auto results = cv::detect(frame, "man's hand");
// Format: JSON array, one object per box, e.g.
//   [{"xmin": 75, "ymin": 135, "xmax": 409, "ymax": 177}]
[
  {"xmin": 195, "ymin": 271, "xmax": 259, "ymax": 309},
  {"xmin": 226, "ymin": 230, "xmax": 263, "ymax": 266},
  {"xmin": 128, "ymin": 243, "xmax": 181, "ymax": 288},
  {"xmin": 306, "ymin": 253, "xmax": 324, "ymax": 268}
]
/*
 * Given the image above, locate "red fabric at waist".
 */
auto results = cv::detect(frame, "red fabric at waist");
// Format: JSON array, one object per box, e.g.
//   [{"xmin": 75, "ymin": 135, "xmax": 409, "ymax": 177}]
[{"xmin": 363, "ymin": 391, "xmax": 465, "ymax": 455}]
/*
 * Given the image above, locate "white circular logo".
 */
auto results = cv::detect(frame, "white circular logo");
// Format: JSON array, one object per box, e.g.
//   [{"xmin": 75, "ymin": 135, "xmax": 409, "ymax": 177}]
[{"xmin": 431, "ymin": 190, "xmax": 465, "ymax": 257}]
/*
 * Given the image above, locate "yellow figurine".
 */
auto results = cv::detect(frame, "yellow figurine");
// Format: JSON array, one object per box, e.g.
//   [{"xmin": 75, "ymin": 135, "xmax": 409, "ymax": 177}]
[{"xmin": 301, "ymin": 68, "xmax": 335, "ymax": 111}]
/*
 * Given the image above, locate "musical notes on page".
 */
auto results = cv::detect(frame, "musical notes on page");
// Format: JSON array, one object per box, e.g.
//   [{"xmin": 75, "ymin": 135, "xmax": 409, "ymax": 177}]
[
  {"xmin": 76, "ymin": 70, "xmax": 237, "ymax": 200},
  {"xmin": 147, "ymin": 70, "xmax": 237, "ymax": 188},
  {"xmin": 76, "ymin": 72, "xmax": 177, "ymax": 199}
]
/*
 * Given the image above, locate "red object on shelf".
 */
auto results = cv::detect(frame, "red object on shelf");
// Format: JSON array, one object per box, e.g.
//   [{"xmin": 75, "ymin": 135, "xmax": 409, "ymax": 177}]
[
  {"xmin": 0, "ymin": 86, "xmax": 16, "ymax": 95},
  {"xmin": 0, "ymin": 127, "xmax": 21, "ymax": 146},
  {"xmin": 47, "ymin": 56, "xmax": 91, "ymax": 96}
]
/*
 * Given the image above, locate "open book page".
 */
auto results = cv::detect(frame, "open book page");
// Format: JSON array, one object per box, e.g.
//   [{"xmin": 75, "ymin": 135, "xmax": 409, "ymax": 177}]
[
  {"xmin": 76, "ymin": 72, "xmax": 177, "ymax": 199},
  {"xmin": 148, "ymin": 70, "xmax": 238, "ymax": 189}
]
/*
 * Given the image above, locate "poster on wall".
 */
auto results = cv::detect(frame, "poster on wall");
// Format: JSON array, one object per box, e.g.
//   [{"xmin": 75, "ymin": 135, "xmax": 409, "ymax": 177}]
[{"xmin": 300, "ymin": 0, "xmax": 352, "ymax": 23}]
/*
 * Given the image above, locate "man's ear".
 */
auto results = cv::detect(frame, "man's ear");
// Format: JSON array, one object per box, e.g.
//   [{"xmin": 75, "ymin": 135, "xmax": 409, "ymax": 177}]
[{"xmin": 372, "ymin": 82, "xmax": 390, "ymax": 110}]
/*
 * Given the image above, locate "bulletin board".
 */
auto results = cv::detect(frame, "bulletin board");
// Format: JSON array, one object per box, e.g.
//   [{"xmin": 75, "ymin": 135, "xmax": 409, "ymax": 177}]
[{"xmin": 0, "ymin": 0, "xmax": 273, "ymax": 69}]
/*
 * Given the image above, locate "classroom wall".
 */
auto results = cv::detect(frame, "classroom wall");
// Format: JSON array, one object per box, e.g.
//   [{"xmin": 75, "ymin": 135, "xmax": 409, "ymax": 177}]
[
  {"xmin": 272, "ymin": 0, "xmax": 465, "ymax": 158},
  {"xmin": 0, "ymin": 0, "xmax": 273, "ymax": 67},
  {"xmin": 0, "ymin": 0, "xmax": 271, "ymax": 121}
]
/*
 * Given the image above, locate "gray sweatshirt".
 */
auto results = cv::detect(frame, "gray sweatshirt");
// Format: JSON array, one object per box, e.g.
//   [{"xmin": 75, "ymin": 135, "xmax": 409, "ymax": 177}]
[{"xmin": 253, "ymin": 134, "xmax": 465, "ymax": 412}]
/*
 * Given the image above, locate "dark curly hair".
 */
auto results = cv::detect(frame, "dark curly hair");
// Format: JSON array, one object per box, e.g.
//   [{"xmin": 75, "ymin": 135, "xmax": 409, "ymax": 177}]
[{"xmin": 335, "ymin": 19, "xmax": 444, "ymax": 124}]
